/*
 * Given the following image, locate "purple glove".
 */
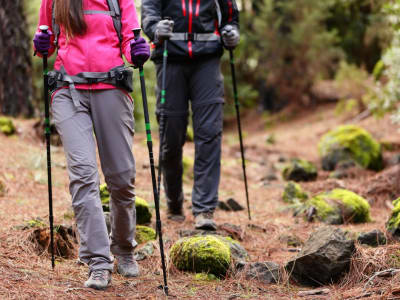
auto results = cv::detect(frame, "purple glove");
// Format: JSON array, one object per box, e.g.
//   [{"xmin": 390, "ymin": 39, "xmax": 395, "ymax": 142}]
[
  {"xmin": 33, "ymin": 30, "xmax": 52, "ymax": 55},
  {"xmin": 130, "ymin": 37, "xmax": 150, "ymax": 67}
]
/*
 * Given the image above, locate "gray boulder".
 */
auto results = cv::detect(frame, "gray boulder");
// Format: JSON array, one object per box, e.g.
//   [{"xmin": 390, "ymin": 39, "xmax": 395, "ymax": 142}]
[{"xmin": 286, "ymin": 227, "xmax": 355, "ymax": 286}]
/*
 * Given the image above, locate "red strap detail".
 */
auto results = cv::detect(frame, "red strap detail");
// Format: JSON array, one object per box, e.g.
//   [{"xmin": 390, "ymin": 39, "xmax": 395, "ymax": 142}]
[
  {"xmin": 181, "ymin": 0, "xmax": 187, "ymax": 16},
  {"xmin": 195, "ymin": 0, "xmax": 200, "ymax": 17},
  {"xmin": 188, "ymin": 0, "xmax": 193, "ymax": 33},
  {"xmin": 228, "ymin": 0, "xmax": 233, "ymax": 22},
  {"xmin": 188, "ymin": 41, "xmax": 193, "ymax": 58},
  {"xmin": 214, "ymin": 20, "xmax": 220, "ymax": 36}
]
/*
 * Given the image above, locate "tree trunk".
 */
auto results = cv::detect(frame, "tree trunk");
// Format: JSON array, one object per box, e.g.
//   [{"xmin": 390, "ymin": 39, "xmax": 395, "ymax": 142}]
[{"xmin": 0, "ymin": 0, "xmax": 34, "ymax": 116}]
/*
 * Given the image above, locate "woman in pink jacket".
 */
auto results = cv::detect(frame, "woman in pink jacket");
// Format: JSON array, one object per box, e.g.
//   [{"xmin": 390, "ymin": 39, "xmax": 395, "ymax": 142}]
[{"xmin": 33, "ymin": 0, "xmax": 150, "ymax": 290}]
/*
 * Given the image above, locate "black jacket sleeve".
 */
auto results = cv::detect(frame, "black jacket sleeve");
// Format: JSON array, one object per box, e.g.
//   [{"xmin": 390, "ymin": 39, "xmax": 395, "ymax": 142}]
[
  {"xmin": 141, "ymin": 0, "xmax": 162, "ymax": 41},
  {"xmin": 217, "ymin": 0, "xmax": 239, "ymax": 30}
]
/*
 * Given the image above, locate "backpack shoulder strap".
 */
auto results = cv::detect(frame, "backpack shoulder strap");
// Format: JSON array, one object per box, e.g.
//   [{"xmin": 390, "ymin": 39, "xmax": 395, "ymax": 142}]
[
  {"xmin": 106, "ymin": 0, "xmax": 123, "ymax": 55},
  {"xmin": 52, "ymin": 0, "xmax": 61, "ymax": 49}
]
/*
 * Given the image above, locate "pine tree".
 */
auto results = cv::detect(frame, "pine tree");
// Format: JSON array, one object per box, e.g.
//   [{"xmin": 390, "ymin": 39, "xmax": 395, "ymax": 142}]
[{"xmin": 0, "ymin": 0, "xmax": 34, "ymax": 116}]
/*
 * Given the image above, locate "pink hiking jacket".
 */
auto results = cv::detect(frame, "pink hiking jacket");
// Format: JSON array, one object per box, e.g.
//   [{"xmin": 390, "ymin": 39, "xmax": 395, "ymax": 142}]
[{"xmin": 36, "ymin": 0, "xmax": 140, "ymax": 90}]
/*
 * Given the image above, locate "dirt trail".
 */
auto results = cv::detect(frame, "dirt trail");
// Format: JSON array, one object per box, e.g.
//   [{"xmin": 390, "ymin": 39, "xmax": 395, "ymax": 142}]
[{"xmin": 0, "ymin": 104, "xmax": 399, "ymax": 299}]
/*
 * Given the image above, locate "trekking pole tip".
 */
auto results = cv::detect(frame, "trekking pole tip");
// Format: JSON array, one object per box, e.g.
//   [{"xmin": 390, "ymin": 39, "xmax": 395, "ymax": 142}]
[
  {"xmin": 132, "ymin": 28, "xmax": 141, "ymax": 40},
  {"xmin": 39, "ymin": 25, "xmax": 49, "ymax": 33}
]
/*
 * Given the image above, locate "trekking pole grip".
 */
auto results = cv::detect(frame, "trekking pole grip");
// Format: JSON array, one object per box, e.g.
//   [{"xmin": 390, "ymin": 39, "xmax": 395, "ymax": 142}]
[{"xmin": 132, "ymin": 28, "xmax": 141, "ymax": 41}]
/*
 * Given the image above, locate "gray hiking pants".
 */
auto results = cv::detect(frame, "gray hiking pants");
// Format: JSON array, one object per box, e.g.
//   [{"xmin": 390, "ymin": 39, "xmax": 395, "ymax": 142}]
[
  {"xmin": 51, "ymin": 88, "xmax": 137, "ymax": 272},
  {"xmin": 155, "ymin": 56, "xmax": 224, "ymax": 216}
]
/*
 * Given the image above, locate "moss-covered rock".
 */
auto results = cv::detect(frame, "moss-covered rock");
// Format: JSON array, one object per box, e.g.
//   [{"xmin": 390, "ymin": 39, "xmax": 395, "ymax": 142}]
[
  {"xmin": 282, "ymin": 181, "xmax": 309, "ymax": 203},
  {"xmin": 386, "ymin": 198, "xmax": 400, "ymax": 239},
  {"xmin": 170, "ymin": 235, "xmax": 231, "ymax": 276},
  {"xmin": 282, "ymin": 159, "xmax": 318, "ymax": 182},
  {"xmin": 100, "ymin": 184, "xmax": 152, "ymax": 224},
  {"xmin": 318, "ymin": 125, "xmax": 383, "ymax": 171},
  {"xmin": 306, "ymin": 189, "xmax": 371, "ymax": 224},
  {"xmin": 136, "ymin": 196, "xmax": 152, "ymax": 225},
  {"xmin": 0, "ymin": 117, "xmax": 16, "ymax": 136},
  {"xmin": 135, "ymin": 225, "xmax": 156, "ymax": 244}
]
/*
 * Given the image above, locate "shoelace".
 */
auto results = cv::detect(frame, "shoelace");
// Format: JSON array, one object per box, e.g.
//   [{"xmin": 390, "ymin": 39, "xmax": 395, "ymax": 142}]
[{"xmin": 91, "ymin": 270, "xmax": 108, "ymax": 281}]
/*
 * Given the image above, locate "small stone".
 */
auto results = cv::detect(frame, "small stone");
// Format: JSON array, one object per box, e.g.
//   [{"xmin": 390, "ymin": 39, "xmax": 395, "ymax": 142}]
[
  {"xmin": 0, "ymin": 179, "xmax": 7, "ymax": 197},
  {"xmin": 218, "ymin": 201, "xmax": 232, "ymax": 211},
  {"xmin": 357, "ymin": 230, "xmax": 386, "ymax": 247},
  {"xmin": 279, "ymin": 234, "xmax": 303, "ymax": 247},
  {"xmin": 244, "ymin": 262, "xmax": 281, "ymax": 283},
  {"xmin": 134, "ymin": 241, "xmax": 155, "ymax": 261},
  {"xmin": 226, "ymin": 198, "xmax": 244, "ymax": 211},
  {"xmin": 282, "ymin": 159, "xmax": 318, "ymax": 182}
]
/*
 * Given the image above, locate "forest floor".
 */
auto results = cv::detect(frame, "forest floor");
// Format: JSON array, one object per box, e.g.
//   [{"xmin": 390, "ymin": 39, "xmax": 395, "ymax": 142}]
[{"xmin": 1, "ymin": 103, "xmax": 400, "ymax": 299}]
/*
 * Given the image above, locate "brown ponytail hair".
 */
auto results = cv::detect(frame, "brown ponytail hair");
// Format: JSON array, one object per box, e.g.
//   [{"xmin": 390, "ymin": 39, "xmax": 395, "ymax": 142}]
[{"xmin": 54, "ymin": 0, "xmax": 87, "ymax": 38}]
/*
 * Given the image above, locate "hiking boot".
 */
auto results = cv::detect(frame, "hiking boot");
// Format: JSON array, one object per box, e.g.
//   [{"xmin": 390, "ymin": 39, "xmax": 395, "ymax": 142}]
[
  {"xmin": 116, "ymin": 255, "xmax": 140, "ymax": 277},
  {"xmin": 167, "ymin": 209, "xmax": 185, "ymax": 223},
  {"xmin": 194, "ymin": 212, "xmax": 217, "ymax": 231},
  {"xmin": 84, "ymin": 269, "xmax": 111, "ymax": 290}
]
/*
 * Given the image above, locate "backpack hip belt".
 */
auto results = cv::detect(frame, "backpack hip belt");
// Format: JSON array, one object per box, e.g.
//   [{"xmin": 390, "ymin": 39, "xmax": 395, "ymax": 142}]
[
  {"xmin": 169, "ymin": 32, "xmax": 220, "ymax": 42},
  {"xmin": 48, "ymin": 65, "xmax": 133, "ymax": 108}
]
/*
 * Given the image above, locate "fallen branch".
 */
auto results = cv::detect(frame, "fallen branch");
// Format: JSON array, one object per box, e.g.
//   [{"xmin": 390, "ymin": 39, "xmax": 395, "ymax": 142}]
[{"xmin": 364, "ymin": 268, "xmax": 400, "ymax": 289}]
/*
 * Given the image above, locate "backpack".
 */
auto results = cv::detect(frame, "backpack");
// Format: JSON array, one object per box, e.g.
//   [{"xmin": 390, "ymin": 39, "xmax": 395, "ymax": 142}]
[{"xmin": 52, "ymin": 0, "xmax": 123, "ymax": 55}]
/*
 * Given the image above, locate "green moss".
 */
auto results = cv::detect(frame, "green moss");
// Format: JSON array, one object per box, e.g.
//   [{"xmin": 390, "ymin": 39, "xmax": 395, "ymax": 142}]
[
  {"xmin": 282, "ymin": 181, "xmax": 309, "ymax": 203},
  {"xmin": 26, "ymin": 218, "xmax": 47, "ymax": 228},
  {"xmin": 170, "ymin": 235, "xmax": 231, "ymax": 277},
  {"xmin": 186, "ymin": 126, "xmax": 194, "ymax": 142},
  {"xmin": 100, "ymin": 183, "xmax": 152, "ymax": 224},
  {"xmin": 194, "ymin": 273, "xmax": 218, "ymax": 281},
  {"xmin": 135, "ymin": 225, "xmax": 156, "ymax": 244},
  {"xmin": 183, "ymin": 156, "xmax": 194, "ymax": 179},
  {"xmin": 282, "ymin": 159, "xmax": 318, "ymax": 182},
  {"xmin": 0, "ymin": 117, "xmax": 16, "ymax": 136},
  {"xmin": 318, "ymin": 125, "xmax": 383, "ymax": 171},
  {"xmin": 307, "ymin": 188, "xmax": 371, "ymax": 224},
  {"xmin": 387, "ymin": 198, "xmax": 400, "ymax": 235},
  {"xmin": 136, "ymin": 196, "xmax": 152, "ymax": 224}
]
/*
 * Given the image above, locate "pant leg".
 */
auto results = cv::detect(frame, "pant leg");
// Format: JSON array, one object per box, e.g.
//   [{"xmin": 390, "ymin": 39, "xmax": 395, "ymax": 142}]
[
  {"xmin": 155, "ymin": 63, "xmax": 189, "ymax": 212},
  {"xmin": 89, "ymin": 89, "xmax": 137, "ymax": 257},
  {"xmin": 189, "ymin": 57, "xmax": 225, "ymax": 215},
  {"xmin": 51, "ymin": 89, "xmax": 113, "ymax": 271}
]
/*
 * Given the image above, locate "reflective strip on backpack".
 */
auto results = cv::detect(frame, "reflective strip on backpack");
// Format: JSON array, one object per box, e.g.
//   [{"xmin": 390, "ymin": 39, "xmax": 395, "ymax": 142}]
[{"xmin": 170, "ymin": 33, "xmax": 221, "ymax": 42}]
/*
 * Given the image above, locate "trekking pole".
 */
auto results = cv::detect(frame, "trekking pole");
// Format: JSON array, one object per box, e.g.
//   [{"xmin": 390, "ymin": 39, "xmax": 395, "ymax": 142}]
[
  {"xmin": 157, "ymin": 17, "xmax": 171, "ymax": 200},
  {"xmin": 132, "ymin": 28, "xmax": 169, "ymax": 296},
  {"xmin": 225, "ymin": 29, "xmax": 251, "ymax": 220},
  {"xmin": 36, "ymin": 25, "xmax": 56, "ymax": 268}
]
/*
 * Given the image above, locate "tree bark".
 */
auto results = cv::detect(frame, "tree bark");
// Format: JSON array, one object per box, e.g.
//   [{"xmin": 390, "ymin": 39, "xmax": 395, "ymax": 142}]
[{"xmin": 0, "ymin": 0, "xmax": 34, "ymax": 116}]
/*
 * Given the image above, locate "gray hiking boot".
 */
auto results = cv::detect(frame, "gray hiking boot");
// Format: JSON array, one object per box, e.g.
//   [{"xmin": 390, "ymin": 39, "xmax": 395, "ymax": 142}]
[
  {"xmin": 116, "ymin": 255, "xmax": 140, "ymax": 277},
  {"xmin": 84, "ymin": 269, "xmax": 111, "ymax": 290},
  {"xmin": 194, "ymin": 212, "xmax": 217, "ymax": 231}
]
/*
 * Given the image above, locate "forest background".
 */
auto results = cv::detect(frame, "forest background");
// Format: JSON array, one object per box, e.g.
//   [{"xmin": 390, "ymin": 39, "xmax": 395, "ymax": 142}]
[{"xmin": 2, "ymin": 0, "xmax": 400, "ymax": 128}]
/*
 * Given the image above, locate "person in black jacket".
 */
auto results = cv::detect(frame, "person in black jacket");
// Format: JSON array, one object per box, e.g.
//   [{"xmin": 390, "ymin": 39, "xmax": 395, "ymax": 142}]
[{"xmin": 142, "ymin": 0, "xmax": 240, "ymax": 230}]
